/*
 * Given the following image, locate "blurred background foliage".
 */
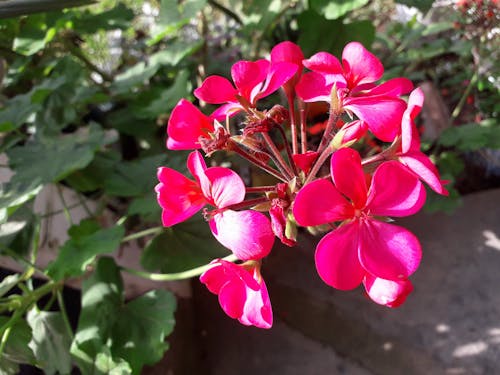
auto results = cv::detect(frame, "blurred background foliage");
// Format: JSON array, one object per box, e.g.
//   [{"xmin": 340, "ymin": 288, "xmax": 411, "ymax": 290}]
[{"xmin": 0, "ymin": 0, "xmax": 498, "ymax": 373}]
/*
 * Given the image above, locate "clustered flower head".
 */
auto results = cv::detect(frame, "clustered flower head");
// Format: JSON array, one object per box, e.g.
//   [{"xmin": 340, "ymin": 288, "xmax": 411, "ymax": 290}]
[{"xmin": 156, "ymin": 41, "xmax": 448, "ymax": 329}]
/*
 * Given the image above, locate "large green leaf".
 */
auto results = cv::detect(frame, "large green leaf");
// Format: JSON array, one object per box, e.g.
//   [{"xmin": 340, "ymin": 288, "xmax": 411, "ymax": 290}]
[
  {"xmin": 104, "ymin": 154, "xmax": 166, "ymax": 197},
  {"xmin": 0, "ymin": 317, "xmax": 35, "ymax": 372},
  {"xmin": 141, "ymin": 218, "xmax": 229, "ymax": 273},
  {"xmin": 72, "ymin": 257, "xmax": 176, "ymax": 374},
  {"xmin": 27, "ymin": 309, "xmax": 72, "ymax": 375},
  {"xmin": 0, "ymin": 205, "xmax": 36, "ymax": 256},
  {"xmin": 297, "ymin": 10, "xmax": 375, "ymax": 57},
  {"xmin": 309, "ymin": 0, "xmax": 369, "ymax": 19},
  {"xmin": 46, "ymin": 220, "xmax": 125, "ymax": 281},
  {"xmin": 439, "ymin": 121, "xmax": 500, "ymax": 151},
  {"xmin": 72, "ymin": 3, "xmax": 134, "ymax": 33},
  {"xmin": 111, "ymin": 290, "xmax": 176, "ymax": 373}
]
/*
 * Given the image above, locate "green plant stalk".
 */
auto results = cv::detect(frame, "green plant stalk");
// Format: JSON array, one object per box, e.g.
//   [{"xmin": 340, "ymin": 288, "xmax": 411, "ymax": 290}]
[
  {"xmin": 57, "ymin": 291, "xmax": 74, "ymax": 340},
  {"xmin": 450, "ymin": 71, "xmax": 478, "ymax": 124},
  {"xmin": 121, "ymin": 253, "xmax": 238, "ymax": 281},
  {"xmin": 121, "ymin": 226, "xmax": 163, "ymax": 243}
]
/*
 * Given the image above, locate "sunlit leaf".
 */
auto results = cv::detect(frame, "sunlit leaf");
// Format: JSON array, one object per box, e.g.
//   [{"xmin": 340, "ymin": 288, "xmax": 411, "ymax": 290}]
[
  {"xmin": 0, "ymin": 317, "xmax": 35, "ymax": 369},
  {"xmin": 46, "ymin": 220, "xmax": 125, "ymax": 280},
  {"xmin": 27, "ymin": 309, "xmax": 72, "ymax": 375},
  {"xmin": 310, "ymin": 0, "xmax": 369, "ymax": 19}
]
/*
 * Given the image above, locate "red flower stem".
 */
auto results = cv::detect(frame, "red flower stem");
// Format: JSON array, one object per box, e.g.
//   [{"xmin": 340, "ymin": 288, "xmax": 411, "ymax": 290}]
[
  {"xmin": 229, "ymin": 140, "xmax": 288, "ymax": 183},
  {"xmin": 287, "ymin": 93, "xmax": 299, "ymax": 155},
  {"xmin": 261, "ymin": 132, "xmax": 294, "ymax": 180},
  {"xmin": 361, "ymin": 153, "xmax": 386, "ymax": 166},
  {"xmin": 223, "ymin": 196, "xmax": 270, "ymax": 211},
  {"xmin": 275, "ymin": 123, "xmax": 299, "ymax": 177},
  {"xmin": 300, "ymin": 107, "xmax": 307, "ymax": 154},
  {"xmin": 316, "ymin": 110, "xmax": 340, "ymax": 154},
  {"xmin": 245, "ymin": 186, "xmax": 276, "ymax": 193},
  {"xmin": 304, "ymin": 144, "xmax": 335, "ymax": 185}
]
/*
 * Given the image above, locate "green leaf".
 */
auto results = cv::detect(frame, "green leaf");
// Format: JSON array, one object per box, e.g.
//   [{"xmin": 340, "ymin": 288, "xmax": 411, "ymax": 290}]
[
  {"xmin": 71, "ymin": 257, "xmax": 124, "ymax": 372},
  {"xmin": 111, "ymin": 289, "xmax": 176, "ymax": 373},
  {"xmin": 310, "ymin": 0, "xmax": 369, "ymax": 19},
  {"xmin": 424, "ymin": 186, "xmax": 462, "ymax": 214},
  {"xmin": 65, "ymin": 151, "xmax": 121, "ymax": 192},
  {"xmin": 127, "ymin": 195, "xmax": 161, "ymax": 223},
  {"xmin": 46, "ymin": 220, "xmax": 125, "ymax": 280},
  {"xmin": 104, "ymin": 154, "xmax": 166, "ymax": 197},
  {"xmin": 298, "ymin": 10, "xmax": 375, "ymax": 56},
  {"xmin": 0, "ymin": 92, "xmax": 39, "ymax": 132},
  {"xmin": 6, "ymin": 124, "xmax": 106, "ymax": 193},
  {"xmin": 0, "ymin": 317, "xmax": 36, "ymax": 370},
  {"xmin": 0, "ymin": 205, "xmax": 36, "ymax": 256},
  {"xmin": 72, "ymin": 3, "xmax": 134, "ymax": 33},
  {"xmin": 72, "ymin": 257, "xmax": 176, "ymax": 374},
  {"xmin": 0, "ymin": 274, "xmax": 21, "ymax": 298},
  {"xmin": 12, "ymin": 14, "xmax": 48, "ymax": 55},
  {"xmin": 27, "ymin": 309, "xmax": 72, "ymax": 375},
  {"xmin": 439, "ymin": 121, "xmax": 500, "ymax": 151},
  {"xmin": 141, "ymin": 218, "xmax": 228, "ymax": 273}
]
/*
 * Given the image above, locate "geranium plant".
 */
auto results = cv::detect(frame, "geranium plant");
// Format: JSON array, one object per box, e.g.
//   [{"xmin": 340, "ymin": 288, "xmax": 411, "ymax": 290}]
[{"xmin": 156, "ymin": 41, "xmax": 448, "ymax": 329}]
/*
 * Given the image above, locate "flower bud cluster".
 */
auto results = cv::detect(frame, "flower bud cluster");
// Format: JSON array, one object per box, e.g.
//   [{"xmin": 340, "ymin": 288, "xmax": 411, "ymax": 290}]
[{"xmin": 156, "ymin": 41, "xmax": 448, "ymax": 329}]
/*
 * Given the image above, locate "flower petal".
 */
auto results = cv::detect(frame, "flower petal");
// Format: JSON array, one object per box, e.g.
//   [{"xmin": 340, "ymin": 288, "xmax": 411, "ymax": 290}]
[
  {"xmin": 401, "ymin": 87, "xmax": 424, "ymax": 153},
  {"xmin": 344, "ymin": 96, "xmax": 406, "ymax": 142},
  {"xmin": 295, "ymin": 72, "xmax": 331, "ymax": 102},
  {"xmin": 271, "ymin": 41, "xmax": 304, "ymax": 66},
  {"xmin": 365, "ymin": 78, "xmax": 413, "ymax": 97},
  {"xmin": 209, "ymin": 210, "xmax": 274, "ymax": 260},
  {"xmin": 293, "ymin": 179, "xmax": 353, "ymax": 226},
  {"xmin": 315, "ymin": 221, "xmax": 365, "ymax": 290},
  {"xmin": 204, "ymin": 167, "xmax": 246, "ymax": 208},
  {"xmin": 399, "ymin": 152, "xmax": 449, "ymax": 196},
  {"xmin": 239, "ymin": 275, "xmax": 273, "ymax": 329},
  {"xmin": 194, "ymin": 76, "xmax": 237, "ymax": 104},
  {"xmin": 256, "ymin": 61, "xmax": 298, "ymax": 102},
  {"xmin": 303, "ymin": 52, "xmax": 343, "ymax": 74},
  {"xmin": 187, "ymin": 151, "xmax": 211, "ymax": 199},
  {"xmin": 218, "ymin": 277, "xmax": 246, "ymax": 319},
  {"xmin": 231, "ymin": 60, "xmax": 269, "ymax": 102},
  {"xmin": 342, "ymin": 42, "xmax": 383, "ymax": 87},
  {"xmin": 155, "ymin": 167, "xmax": 205, "ymax": 226},
  {"xmin": 167, "ymin": 99, "xmax": 214, "ymax": 150},
  {"xmin": 358, "ymin": 219, "xmax": 422, "ymax": 280},
  {"xmin": 330, "ymin": 148, "xmax": 367, "ymax": 208},
  {"xmin": 363, "ymin": 274, "xmax": 413, "ymax": 308},
  {"xmin": 366, "ymin": 161, "xmax": 426, "ymax": 217}
]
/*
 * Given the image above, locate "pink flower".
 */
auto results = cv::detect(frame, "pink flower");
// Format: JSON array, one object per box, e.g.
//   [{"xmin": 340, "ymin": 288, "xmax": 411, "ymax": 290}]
[
  {"xmin": 166, "ymin": 99, "xmax": 215, "ymax": 150},
  {"xmin": 293, "ymin": 148, "xmax": 425, "ymax": 292},
  {"xmin": 363, "ymin": 275, "xmax": 413, "ymax": 308},
  {"xmin": 296, "ymin": 42, "xmax": 413, "ymax": 142},
  {"xmin": 194, "ymin": 58, "xmax": 298, "ymax": 120},
  {"xmin": 156, "ymin": 151, "xmax": 274, "ymax": 260},
  {"xmin": 270, "ymin": 41, "xmax": 304, "ymax": 99},
  {"xmin": 200, "ymin": 259, "xmax": 273, "ymax": 329}
]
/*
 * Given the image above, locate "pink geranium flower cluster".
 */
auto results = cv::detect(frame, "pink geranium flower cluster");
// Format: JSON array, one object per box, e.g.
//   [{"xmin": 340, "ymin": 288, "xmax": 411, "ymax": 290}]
[{"xmin": 156, "ymin": 41, "xmax": 448, "ymax": 329}]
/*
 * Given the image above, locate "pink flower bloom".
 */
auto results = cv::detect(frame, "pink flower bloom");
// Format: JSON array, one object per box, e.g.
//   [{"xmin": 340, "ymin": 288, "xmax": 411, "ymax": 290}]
[
  {"xmin": 194, "ymin": 59, "xmax": 298, "ymax": 119},
  {"xmin": 156, "ymin": 151, "xmax": 274, "ymax": 260},
  {"xmin": 363, "ymin": 274, "xmax": 413, "ymax": 308},
  {"xmin": 200, "ymin": 259, "xmax": 273, "ymax": 329},
  {"xmin": 166, "ymin": 99, "xmax": 215, "ymax": 150},
  {"xmin": 293, "ymin": 148, "xmax": 425, "ymax": 291},
  {"xmin": 296, "ymin": 42, "xmax": 413, "ymax": 142},
  {"xmin": 396, "ymin": 88, "xmax": 449, "ymax": 195},
  {"xmin": 270, "ymin": 41, "xmax": 304, "ymax": 99}
]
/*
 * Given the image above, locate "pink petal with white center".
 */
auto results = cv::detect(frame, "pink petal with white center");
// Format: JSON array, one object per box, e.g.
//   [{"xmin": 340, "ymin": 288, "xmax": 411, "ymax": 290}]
[
  {"xmin": 303, "ymin": 52, "xmax": 343, "ymax": 74},
  {"xmin": 295, "ymin": 72, "xmax": 331, "ymax": 102},
  {"xmin": 167, "ymin": 99, "xmax": 214, "ymax": 150},
  {"xmin": 194, "ymin": 76, "xmax": 237, "ymax": 104},
  {"xmin": 255, "ymin": 61, "xmax": 298, "ymax": 103},
  {"xmin": 358, "ymin": 219, "xmax": 422, "ymax": 281},
  {"xmin": 342, "ymin": 42, "xmax": 383, "ymax": 87},
  {"xmin": 239, "ymin": 276, "xmax": 273, "ymax": 329},
  {"xmin": 209, "ymin": 210, "xmax": 274, "ymax": 260},
  {"xmin": 155, "ymin": 167, "xmax": 206, "ymax": 226},
  {"xmin": 401, "ymin": 87, "xmax": 424, "ymax": 153},
  {"xmin": 292, "ymin": 179, "xmax": 353, "ymax": 227},
  {"xmin": 344, "ymin": 96, "xmax": 406, "ymax": 142},
  {"xmin": 363, "ymin": 274, "xmax": 413, "ymax": 308},
  {"xmin": 204, "ymin": 167, "xmax": 245, "ymax": 208},
  {"xmin": 339, "ymin": 120, "xmax": 368, "ymax": 143},
  {"xmin": 210, "ymin": 102, "xmax": 244, "ymax": 121},
  {"xmin": 365, "ymin": 78, "xmax": 413, "ymax": 97},
  {"xmin": 330, "ymin": 148, "xmax": 367, "ymax": 208},
  {"xmin": 315, "ymin": 221, "xmax": 365, "ymax": 290},
  {"xmin": 400, "ymin": 152, "xmax": 449, "ymax": 196},
  {"xmin": 231, "ymin": 60, "xmax": 269, "ymax": 101},
  {"xmin": 187, "ymin": 151, "xmax": 211, "ymax": 199},
  {"xmin": 366, "ymin": 161, "xmax": 426, "ymax": 217}
]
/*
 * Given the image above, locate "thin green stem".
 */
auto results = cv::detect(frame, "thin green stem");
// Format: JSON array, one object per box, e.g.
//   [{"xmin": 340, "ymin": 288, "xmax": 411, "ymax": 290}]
[
  {"xmin": 450, "ymin": 71, "xmax": 478, "ymax": 124},
  {"xmin": 57, "ymin": 291, "xmax": 74, "ymax": 340},
  {"xmin": 121, "ymin": 253, "xmax": 239, "ymax": 281},
  {"xmin": 56, "ymin": 184, "xmax": 73, "ymax": 225},
  {"xmin": 0, "ymin": 321, "xmax": 13, "ymax": 357},
  {"xmin": 121, "ymin": 226, "xmax": 163, "ymax": 243}
]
